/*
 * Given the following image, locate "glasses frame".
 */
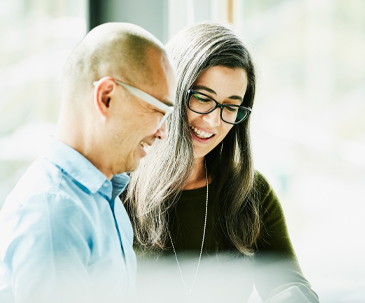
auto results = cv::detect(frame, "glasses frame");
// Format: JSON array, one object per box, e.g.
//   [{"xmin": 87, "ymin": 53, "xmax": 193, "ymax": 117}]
[
  {"xmin": 93, "ymin": 78, "xmax": 174, "ymax": 130},
  {"xmin": 187, "ymin": 90, "xmax": 252, "ymax": 125}
]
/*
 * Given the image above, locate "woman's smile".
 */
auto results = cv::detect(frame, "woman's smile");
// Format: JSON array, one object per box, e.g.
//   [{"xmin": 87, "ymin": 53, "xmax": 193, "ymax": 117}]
[{"xmin": 189, "ymin": 125, "xmax": 215, "ymax": 140}]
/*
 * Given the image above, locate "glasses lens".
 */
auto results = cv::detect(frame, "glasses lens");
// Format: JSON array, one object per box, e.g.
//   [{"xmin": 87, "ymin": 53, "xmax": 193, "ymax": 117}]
[
  {"xmin": 189, "ymin": 92, "xmax": 215, "ymax": 114},
  {"xmin": 222, "ymin": 106, "xmax": 249, "ymax": 124}
]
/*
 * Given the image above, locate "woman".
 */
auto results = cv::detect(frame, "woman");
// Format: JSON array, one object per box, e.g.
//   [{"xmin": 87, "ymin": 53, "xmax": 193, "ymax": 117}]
[{"xmin": 124, "ymin": 22, "xmax": 319, "ymax": 303}]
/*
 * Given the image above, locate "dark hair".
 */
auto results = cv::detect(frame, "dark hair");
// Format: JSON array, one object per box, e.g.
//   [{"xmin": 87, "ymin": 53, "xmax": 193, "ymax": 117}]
[{"xmin": 125, "ymin": 22, "xmax": 259, "ymax": 255}]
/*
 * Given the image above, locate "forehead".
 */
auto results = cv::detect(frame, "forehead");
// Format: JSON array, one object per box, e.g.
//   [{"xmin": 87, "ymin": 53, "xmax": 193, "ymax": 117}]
[{"xmin": 195, "ymin": 66, "xmax": 248, "ymax": 96}]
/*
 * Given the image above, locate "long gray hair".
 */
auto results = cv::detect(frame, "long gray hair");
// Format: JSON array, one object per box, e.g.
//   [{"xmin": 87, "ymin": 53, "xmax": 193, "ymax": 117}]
[{"xmin": 124, "ymin": 22, "xmax": 259, "ymax": 255}]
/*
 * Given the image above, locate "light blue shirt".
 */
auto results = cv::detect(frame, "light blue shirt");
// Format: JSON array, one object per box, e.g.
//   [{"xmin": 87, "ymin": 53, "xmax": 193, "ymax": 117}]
[{"xmin": 0, "ymin": 137, "xmax": 136, "ymax": 303}]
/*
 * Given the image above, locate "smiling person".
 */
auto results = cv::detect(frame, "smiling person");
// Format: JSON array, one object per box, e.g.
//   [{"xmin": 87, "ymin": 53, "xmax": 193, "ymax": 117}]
[
  {"xmin": 124, "ymin": 22, "xmax": 319, "ymax": 303},
  {"xmin": 0, "ymin": 22, "xmax": 176, "ymax": 303}
]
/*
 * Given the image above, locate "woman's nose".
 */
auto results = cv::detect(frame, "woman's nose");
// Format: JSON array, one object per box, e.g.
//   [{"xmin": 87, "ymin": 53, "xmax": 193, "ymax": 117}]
[{"xmin": 202, "ymin": 107, "xmax": 221, "ymax": 127}]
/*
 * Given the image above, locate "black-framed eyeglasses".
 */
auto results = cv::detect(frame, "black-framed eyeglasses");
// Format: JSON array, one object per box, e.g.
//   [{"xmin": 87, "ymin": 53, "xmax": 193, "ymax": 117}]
[{"xmin": 187, "ymin": 90, "xmax": 251, "ymax": 125}]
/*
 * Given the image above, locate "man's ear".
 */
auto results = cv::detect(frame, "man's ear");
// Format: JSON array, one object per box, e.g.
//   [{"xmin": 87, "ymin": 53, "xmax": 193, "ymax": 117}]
[{"xmin": 93, "ymin": 77, "xmax": 116, "ymax": 120}]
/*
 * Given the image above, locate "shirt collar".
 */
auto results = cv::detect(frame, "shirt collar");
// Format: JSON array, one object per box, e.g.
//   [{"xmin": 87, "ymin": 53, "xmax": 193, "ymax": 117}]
[
  {"xmin": 111, "ymin": 173, "xmax": 130, "ymax": 201},
  {"xmin": 42, "ymin": 137, "xmax": 129, "ymax": 198}
]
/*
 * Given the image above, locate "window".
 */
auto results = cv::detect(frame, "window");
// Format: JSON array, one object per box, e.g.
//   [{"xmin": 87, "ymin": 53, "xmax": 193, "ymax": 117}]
[{"xmin": 0, "ymin": 0, "xmax": 87, "ymax": 207}]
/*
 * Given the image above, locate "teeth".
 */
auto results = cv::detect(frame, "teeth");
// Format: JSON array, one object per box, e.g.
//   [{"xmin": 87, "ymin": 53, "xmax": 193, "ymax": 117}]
[
  {"xmin": 190, "ymin": 126, "xmax": 213, "ymax": 139},
  {"xmin": 140, "ymin": 141, "xmax": 149, "ymax": 149}
]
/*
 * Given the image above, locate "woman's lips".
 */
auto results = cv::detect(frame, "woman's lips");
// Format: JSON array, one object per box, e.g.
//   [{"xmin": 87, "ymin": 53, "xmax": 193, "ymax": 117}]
[
  {"xmin": 190, "ymin": 125, "xmax": 214, "ymax": 139},
  {"xmin": 190, "ymin": 126, "xmax": 215, "ymax": 143}
]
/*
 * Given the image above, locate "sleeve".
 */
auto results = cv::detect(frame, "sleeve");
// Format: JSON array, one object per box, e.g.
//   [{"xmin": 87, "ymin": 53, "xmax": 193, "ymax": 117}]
[
  {"xmin": 1, "ymin": 193, "xmax": 94, "ymax": 303},
  {"xmin": 253, "ymin": 172, "xmax": 320, "ymax": 302}
]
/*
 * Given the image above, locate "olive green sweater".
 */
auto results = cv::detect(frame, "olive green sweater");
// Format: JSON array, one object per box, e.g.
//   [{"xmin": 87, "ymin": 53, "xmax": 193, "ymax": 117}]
[
  {"xmin": 132, "ymin": 173, "xmax": 319, "ymax": 302},
  {"xmin": 163, "ymin": 172, "xmax": 319, "ymax": 302}
]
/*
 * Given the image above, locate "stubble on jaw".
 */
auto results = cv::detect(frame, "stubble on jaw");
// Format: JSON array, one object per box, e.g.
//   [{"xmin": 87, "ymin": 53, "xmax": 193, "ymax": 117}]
[{"xmin": 109, "ymin": 130, "xmax": 129, "ymax": 173}]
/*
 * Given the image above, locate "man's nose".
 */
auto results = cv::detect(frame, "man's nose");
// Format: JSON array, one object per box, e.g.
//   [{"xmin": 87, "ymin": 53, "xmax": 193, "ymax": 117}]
[{"xmin": 154, "ymin": 120, "xmax": 167, "ymax": 140}]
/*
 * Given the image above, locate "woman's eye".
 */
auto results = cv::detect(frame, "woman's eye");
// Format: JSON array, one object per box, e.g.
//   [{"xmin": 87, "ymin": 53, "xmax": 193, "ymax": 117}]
[
  {"xmin": 193, "ymin": 94, "xmax": 210, "ymax": 102},
  {"xmin": 225, "ymin": 106, "xmax": 238, "ymax": 112}
]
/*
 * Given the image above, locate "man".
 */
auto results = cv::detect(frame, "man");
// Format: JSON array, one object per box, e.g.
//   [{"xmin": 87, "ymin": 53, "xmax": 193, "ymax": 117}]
[{"xmin": 0, "ymin": 22, "xmax": 176, "ymax": 303}]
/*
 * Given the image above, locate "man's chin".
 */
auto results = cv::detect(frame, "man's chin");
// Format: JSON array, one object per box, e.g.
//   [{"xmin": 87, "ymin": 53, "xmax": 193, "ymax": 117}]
[{"xmin": 124, "ymin": 160, "xmax": 141, "ymax": 173}]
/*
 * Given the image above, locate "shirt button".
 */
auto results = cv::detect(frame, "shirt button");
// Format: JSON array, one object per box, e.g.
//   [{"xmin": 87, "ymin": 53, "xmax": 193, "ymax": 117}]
[{"xmin": 103, "ymin": 182, "xmax": 108, "ymax": 187}]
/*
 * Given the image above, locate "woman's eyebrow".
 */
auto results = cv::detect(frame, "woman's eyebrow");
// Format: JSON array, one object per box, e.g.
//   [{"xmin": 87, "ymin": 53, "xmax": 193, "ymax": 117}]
[
  {"xmin": 229, "ymin": 95, "xmax": 243, "ymax": 102},
  {"xmin": 193, "ymin": 85, "xmax": 243, "ymax": 102},
  {"xmin": 192, "ymin": 85, "xmax": 216, "ymax": 95}
]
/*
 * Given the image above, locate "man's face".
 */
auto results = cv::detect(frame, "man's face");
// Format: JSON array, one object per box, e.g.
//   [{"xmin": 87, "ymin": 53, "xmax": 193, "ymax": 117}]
[{"xmin": 109, "ymin": 50, "xmax": 176, "ymax": 174}]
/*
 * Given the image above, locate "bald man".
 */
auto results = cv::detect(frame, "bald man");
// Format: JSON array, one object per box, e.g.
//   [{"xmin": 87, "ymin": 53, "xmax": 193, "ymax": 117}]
[{"xmin": 0, "ymin": 23, "xmax": 176, "ymax": 303}]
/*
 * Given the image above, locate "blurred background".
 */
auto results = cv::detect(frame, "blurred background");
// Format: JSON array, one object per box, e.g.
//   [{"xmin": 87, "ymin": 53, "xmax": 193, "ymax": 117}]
[{"xmin": 0, "ymin": 0, "xmax": 364, "ymax": 302}]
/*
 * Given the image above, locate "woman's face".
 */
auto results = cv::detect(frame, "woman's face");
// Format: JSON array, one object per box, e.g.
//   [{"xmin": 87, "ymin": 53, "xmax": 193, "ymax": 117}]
[{"xmin": 187, "ymin": 66, "xmax": 248, "ymax": 160}]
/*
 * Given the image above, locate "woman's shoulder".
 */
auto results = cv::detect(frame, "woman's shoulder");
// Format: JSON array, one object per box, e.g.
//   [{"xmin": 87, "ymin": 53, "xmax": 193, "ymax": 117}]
[
  {"xmin": 253, "ymin": 171, "xmax": 282, "ymax": 214},
  {"xmin": 253, "ymin": 170, "xmax": 275, "ymax": 199},
  {"xmin": 253, "ymin": 171, "xmax": 293, "ymax": 253}
]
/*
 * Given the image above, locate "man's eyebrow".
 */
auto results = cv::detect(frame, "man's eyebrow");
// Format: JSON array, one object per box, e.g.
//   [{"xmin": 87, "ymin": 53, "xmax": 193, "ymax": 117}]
[
  {"xmin": 163, "ymin": 100, "xmax": 174, "ymax": 107},
  {"xmin": 192, "ymin": 85, "xmax": 243, "ymax": 102}
]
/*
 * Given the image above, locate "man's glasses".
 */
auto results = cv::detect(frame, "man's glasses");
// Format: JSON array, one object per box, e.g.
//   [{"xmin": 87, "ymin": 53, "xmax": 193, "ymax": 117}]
[
  {"xmin": 93, "ymin": 78, "xmax": 174, "ymax": 130},
  {"xmin": 187, "ymin": 90, "xmax": 251, "ymax": 125}
]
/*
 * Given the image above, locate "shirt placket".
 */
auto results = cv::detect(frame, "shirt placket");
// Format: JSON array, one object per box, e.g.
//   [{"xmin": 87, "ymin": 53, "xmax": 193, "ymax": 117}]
[{"xmin": 100, "ymin": 180, "xmax": 126, "ymax": 259}]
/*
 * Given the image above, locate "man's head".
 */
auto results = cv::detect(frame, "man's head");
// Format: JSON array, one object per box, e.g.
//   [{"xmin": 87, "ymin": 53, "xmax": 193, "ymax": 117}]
[{"xmin": 56, "ymin": 22, "xmax": 176, "ymax": 178}]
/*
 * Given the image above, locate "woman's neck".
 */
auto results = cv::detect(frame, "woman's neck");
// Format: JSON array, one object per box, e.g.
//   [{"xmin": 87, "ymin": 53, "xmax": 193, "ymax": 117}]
[{"xmin": 183, "ymin": 157, "xmax": 207, "ymax": 190}]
